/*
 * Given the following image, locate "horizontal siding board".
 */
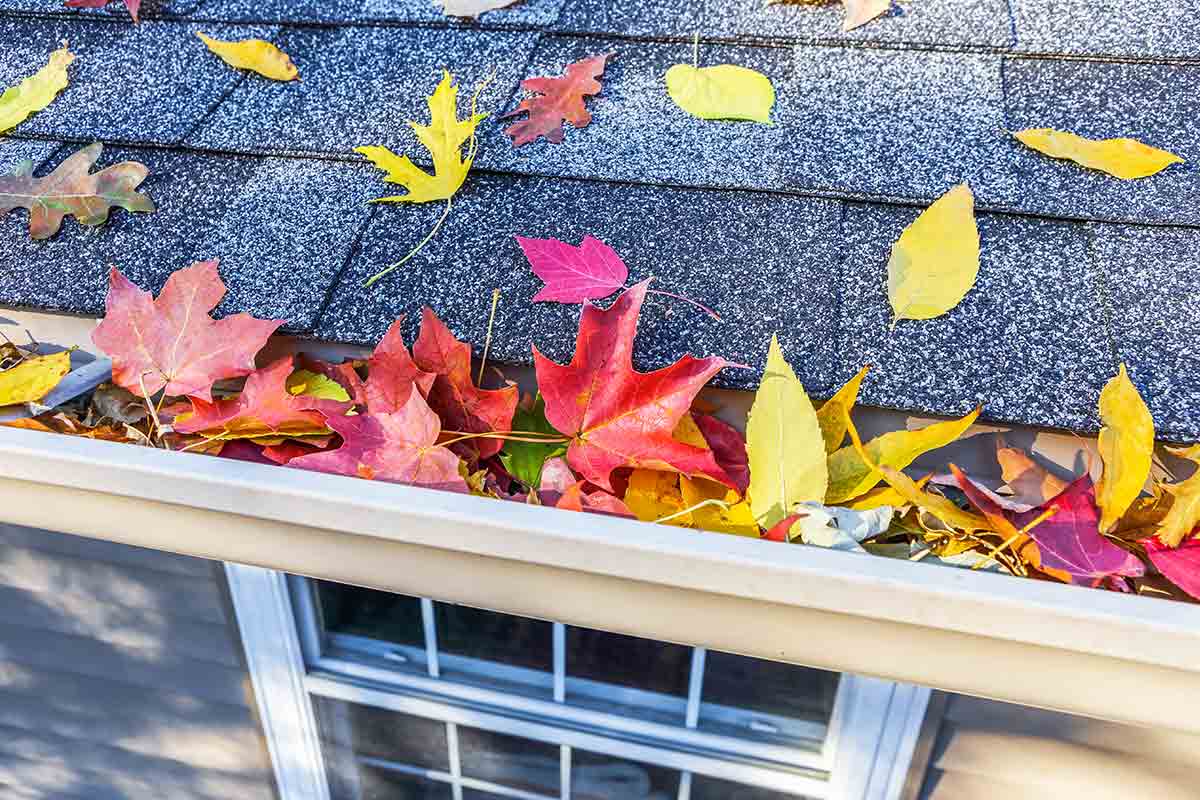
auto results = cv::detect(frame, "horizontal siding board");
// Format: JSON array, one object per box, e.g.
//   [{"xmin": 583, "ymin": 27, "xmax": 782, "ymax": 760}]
[
  {"xmin": 0, "ymin": 541, "xmax": 227, "ymax": 625},
  {"xmin": 0, "ymin": 523, "xmax": 218, "ymax": 579},
  {"xmin": 0, "ymin": 581, "xmax": 242, "ymax": 669}
]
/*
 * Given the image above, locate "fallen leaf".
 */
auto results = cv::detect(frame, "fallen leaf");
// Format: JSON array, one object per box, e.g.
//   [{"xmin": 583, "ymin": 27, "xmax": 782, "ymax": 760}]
[
  {"xmin": 437, "ymin": 0, "xmax": 520, "ymax": 18},
  {"xmin": 534, "ymin": 280, "xmax": 735, "ymax": 491},
  {"xmin": 681, "ymin": 476, "xmax": 758, "ymax": 537},
  {"xmin": 816, "ymin": 365, "xmax": 869, "ymax": 455},
  {"xmin": 1097, "ymin": 364, "xmax": 1155, "ymax": 532},
  {"xmin": 762, "ymin": 512, "xmax": 805, "ymax": 542},
  {"xmin": 878, "ymin": 466, "xmax": 990, "ymax": 533},
  {"xmin": 665, "ymin": 63, "xmax": 774, "ymax": 123},
  {"xmin": 500, "ymin": 393, "xmax": 567, "ymax": 487},
  {"xmin": 0, "ymin": 142, "xmax": 155, "ymax": 240},
  {"xmin": 92, "ymin": 261, "xmax": 283, "ymax": 400},
  {"xmin": 826, "ymin": 406, "xmax": 980, "ymax": 503},
  {"xmin": 518, "ymin": 234, "xmax": 628, "ymax": 303},
  {"xmin": 0, "ymin": 351, "xmax": 71, "ymax": 406},
  {"xmin": 0, "ymin": 46, "xmax": 75, "ymax": 135},
  {"xmin": 786, "ymin": 502, "xmax": 893, "ymax": 552},
  {"xmin": 88, "ymin": 383, "xmax": 148, "ymax": 425},
  {"xmin": 1012, "ymin": 475, "xmax": 1145, "ymax": 580},
  {"xmin": 1108, "ymin": 487, "xmax": 1173, "ymax": 543},
  {"xmin": 502, "ymin": 54, "xmax": 610, "ymax": 147},
  {"xmin": 556, "ymin": 481, "xmax": 634, "ymax": 518},
  {"xmin": 64, "ymin": 0, "xmax": 140, "ymax": 22},
  {"xmin": 996, "ymin": 444, "xmax": 1068, "ymax": 508},
  {"xmin": 1157, "ymin": 444, "xmax": 1200, "ymax": 547},
  {"xmin": 363, "ymin": 318, "xmax": 436, "ymax": 414},
  {"xmin": 1142, "ymin": 536, "xmax": 1200, "ymax": 601},
  {"xmin": 845, "ymin": 473, "xmax": 931, "ymax": 510},
  {"xmin": 196, "ymin": 33, "xmax": 299, "ymax": 81},
  {"xmin": 693, "ymin": 413, "xmax": 750, "ymax": 494},
  {"xmin": 842, "ymin": 0, "xmax": 890, "ymax": 30},
  {"xmin": 624, "ymin": 469, "xmax": 691, "ymax": 526},
  {"xmin": 286, "ymin": 369, "xmax": 352, "ymax": 402},
  {"xmin": 746, "ymin": 334, "xmax": 827, "ymax": 528},
  {"xmin": 887, "ymin": 183, "xmax": 980, "ymax": 323},
  {"xmin": 174, "ymin": 357, "xmax": 350, "ymax": 440},
  {"xmin": 357, "ymin": 71, "xmax": 487, "ymax": 203},
  {"xmin": 1014, "ymin": 129, "xmax": 1184, "ymax": 180},
  {"xmin": 414, "ymin": 307, "xmax": 517, "ymax": 461},
  {"xmin": 289, "ymin": 391, "xmax": 466, "ymax": 492}
]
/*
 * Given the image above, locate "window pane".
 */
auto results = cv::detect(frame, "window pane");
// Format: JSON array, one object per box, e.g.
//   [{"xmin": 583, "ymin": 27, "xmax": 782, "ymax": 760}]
[
  {"xmin": 700, "ymin": 650, "xmax": 838, "ymax": 742},
  {"xmin": 316, "ymin": 580, "xmax": 425, "ymax": 649},
  {"xmin": 313, "ymin": 697, "xmax": 449, "ymax": 772},
  {"xmin": 566, "ymin": 627, "xmax": 691, "ymax": 721},
  {"xmin": 435, "ymin": 602, "xmax": 553, "ymax": 673},
  {"xmin": 355, "ymin": 766, "xmax": 453, "ymax": 800},
  {"xmin": 457, "ymin": 726, "xmax": 559, "ymax": 796},
  {"xmin": 571, "ymin": 748, "xmax": 680, "ymax": 800},
  {"xmin": 690, "ymin": 775, "xmax": 816, "ymax": 800}
]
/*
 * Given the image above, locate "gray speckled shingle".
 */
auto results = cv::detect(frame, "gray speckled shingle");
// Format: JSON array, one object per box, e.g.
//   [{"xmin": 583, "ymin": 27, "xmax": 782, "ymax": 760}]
[
  {"xmin": 553, "ymin": 0, "xmax": 703, "ymax": 37},
  {"xmin": 835, "ymin": 203, "xmax": 1114, "ymax": 431},
  {"xmin": 1092, "ymin": 222, "xmax": 1200, "ymax": 443},
  {"xmin": 0, "ymin": 17, "xmax": 276, "ymax": 146},
  {"xmin": 0, "ymin": 146, "xmax": 377, "ymax": 330},
  {"xmin": 0, "ymin": 138, "xmax": 61, "ymax": 174},
  {"xmin": 1001, "ymin": 57, "xmax": 1199, "ymax": 225},
  {"xmin": 1011, "ymin": 0, "xmax": 1200, "ymax": 59},
  {"xmin": 316, "ymin": 174, "xmax": 846, "ymax": 396},
  {"xmin": 186, "ymin": 26, "xmax": 539, "ymax": 157},
  {"xmin": 4, "ymin": 0, "xmax": 205, "ymax": 19},
  {"xmin": 193, "ymin": 0, "xmax": 567, "ymax": 26}
]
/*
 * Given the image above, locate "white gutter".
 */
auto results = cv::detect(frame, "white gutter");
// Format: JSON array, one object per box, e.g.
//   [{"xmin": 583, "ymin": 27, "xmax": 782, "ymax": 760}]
[{"xmin": 0, "ymin": 426, "xmax": 1197, "ymax": 734}]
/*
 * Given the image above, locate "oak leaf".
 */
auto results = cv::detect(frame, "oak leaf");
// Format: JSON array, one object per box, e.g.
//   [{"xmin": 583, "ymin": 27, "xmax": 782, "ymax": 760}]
[
  {"xmin": 1157, "ymin": 444, "xmax": 1200, "ymax": 547},
  {"xmin": 197, "ymin": 33, "xmax": 299, "ymax": 81},
  {"xmin": 289, "ymin": 391, "xmax": 467, "ymax": 492},
  {"xmin": 0, "ymin": 142, "xmax": 155, "ymax": 240},
  {"xmin": 1014, "ymin": 129, "xmax": 1183, "ymax": 180},
  {"xmin": 437, "ymin": 0, "xmax": 520, "ymax": 17},
  {"xmin": 92, "ymin": 261, "xmax": 283, "ymax": 400},
  {"xmin": 518, "ymin": 234, "xmax": 628, "ymax": 303},
  {"xmin": 746, "ymin": 335, "xmax": 827, "ymax": 528},
  {"xmin": 1096, "ymin": 364, "xmax": 1155, "ymax": 532},
  {"xmin": 887, "ymin": 183, "xmax": 980, "ymax": 323},
  {"xmin": 64, "ymin": 0, "xmax": 140, "ymax": 22},
  {"xmin": 1142, "ymin": 536, "xmax": 1200, "ymax": 601},
  {"xmin": 666, "ymin": 64, "xmax": 774, "ymax": 123},
  {"xmin": 502, "ymin": 54, "xmax": 610, "ymax": 147},
  {"xmin": 534, "ymin": 281, "xmax": 736, "ymax": 492},
  {"xmin": 0, "ymin": 351, "xmax": 71, "ymax": 406},
  {"xmin": 0, "ymin": 46, "xmax": 74, "ymax": 135},
  {"xmin": 413, "ymin": 307, "xmax": 517, "ymax": 461},
  {"xmin": 356, "ymin": 71, "xmax": 486, "ymax": 204}
]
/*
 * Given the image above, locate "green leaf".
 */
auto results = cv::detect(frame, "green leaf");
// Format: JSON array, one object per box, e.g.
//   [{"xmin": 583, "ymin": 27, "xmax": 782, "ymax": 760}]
[
  {"xmin": 286, "ymin": 369, "xmax": 351, "ymax": 402},
  {"xmin": 665, "ymin": 64, "xmax": 774, "ymax": 124},
  {"xmin": 500, "ymin": 394, "xmax": 566, "ymax": 488},
  {"xmin": 0, "ymin": 46, "xmax": 74, "ymax": 135}
]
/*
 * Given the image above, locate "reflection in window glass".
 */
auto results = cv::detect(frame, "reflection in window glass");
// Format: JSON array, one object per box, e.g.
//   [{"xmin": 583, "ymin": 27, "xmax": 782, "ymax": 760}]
[
  {"xmin": 567, "ymin": 627, "xmax": 691, "ymax": 698},
  {"xmin": 316, "ymin": 580, "xmax": 424, "ymax": 649},
  {"xmin": 355, "ymin": 766, "xmax": 453, "ymax": 800},
  {"xmin": 702, "ymin": 650, "xmax": 839, "ymax": 724},
  {"xmin": 313, "ymin": 697, "xmax": 449, "ymax": 772},
  {"xmin": 457, "ymin": 727, "xmax": 559, "ymax": 796},
  {"xmin": 690, "ymin": 774, "xmax": 816, "ymax": 800},
  {"xmin": 571, "ymin": 748, "xmax": 681, "ymax": 800},
  {"xmin": 435, "ymin": 602, "xmax": 553, "ymax": 673}
]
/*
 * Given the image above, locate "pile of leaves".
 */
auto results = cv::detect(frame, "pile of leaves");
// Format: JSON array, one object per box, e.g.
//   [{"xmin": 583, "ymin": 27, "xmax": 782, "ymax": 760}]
[{"xmin": 4, "ymin": 259, "xmax": 1197, "ymax": 605}]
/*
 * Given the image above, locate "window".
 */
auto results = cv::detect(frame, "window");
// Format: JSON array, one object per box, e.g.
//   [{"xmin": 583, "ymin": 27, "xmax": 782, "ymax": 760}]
[{"xmin": 225, "ymin": 565, "xmax": 932, "ymax": 800}]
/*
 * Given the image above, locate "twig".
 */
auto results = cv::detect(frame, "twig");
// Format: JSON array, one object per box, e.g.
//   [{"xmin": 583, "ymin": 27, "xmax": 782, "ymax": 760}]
[
  {"xmin": 477, "ymin": 288, "xmax": 501, "ymax": 386},
  {"xmin": 137, "ymin": 371, "xmax": 169, "ymax": 450}
]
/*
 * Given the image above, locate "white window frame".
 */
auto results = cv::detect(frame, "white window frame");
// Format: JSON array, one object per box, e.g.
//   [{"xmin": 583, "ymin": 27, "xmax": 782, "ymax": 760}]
[{"xmin": 225, "ymin": 564, "xmax": 932, "ymax": 800}]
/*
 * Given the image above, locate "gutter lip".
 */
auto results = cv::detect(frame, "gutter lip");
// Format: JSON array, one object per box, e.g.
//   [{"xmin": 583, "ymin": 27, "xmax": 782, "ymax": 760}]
[{"xmin": 0, "ymin": 425, "xmax": 1197, "ymax": 675}]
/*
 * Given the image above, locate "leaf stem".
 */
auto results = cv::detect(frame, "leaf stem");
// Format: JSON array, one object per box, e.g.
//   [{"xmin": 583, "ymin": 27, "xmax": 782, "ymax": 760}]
[
  {"xmin": 440, "ymin": 429, "xmax": 570, "ymax": 447},
  {"xmin": 364, "ymin": 197, "xmax": 452, "ymax": 288},
  {"xmin": 692, "ymin": 31, "xmax": 700, "ymax": 68},
  {"xmin": 655, "ymin": 497, "xmax": 728, "ymax": 525},
  {"xmin": 646, "ymin": 288, "xmax": 721, "ymax": 321},
  {"xmin": 477, "ymin": 288, "xmax": 501, "ymax": 386}
]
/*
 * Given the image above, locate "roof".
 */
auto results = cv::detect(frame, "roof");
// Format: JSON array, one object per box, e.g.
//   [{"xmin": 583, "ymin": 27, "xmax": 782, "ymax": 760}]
[{"xmin": 0, "ymin": 0, "xmax": 1196, "ymax": 441}]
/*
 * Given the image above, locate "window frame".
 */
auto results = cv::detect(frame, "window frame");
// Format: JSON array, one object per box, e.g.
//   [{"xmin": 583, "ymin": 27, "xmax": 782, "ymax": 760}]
[{"xmin": 225, "ymin": 564, "xmax": 933, "ymax": 800}]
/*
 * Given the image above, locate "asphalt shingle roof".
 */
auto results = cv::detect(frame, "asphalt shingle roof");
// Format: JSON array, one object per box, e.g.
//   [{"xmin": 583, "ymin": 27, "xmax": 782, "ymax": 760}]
[{"xmin": 1, "ymin": 0, "xmax": 1196, "ymax": 441}]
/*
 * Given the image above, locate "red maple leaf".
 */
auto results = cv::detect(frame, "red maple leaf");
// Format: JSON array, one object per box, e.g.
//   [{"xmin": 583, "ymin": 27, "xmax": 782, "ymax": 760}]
[
  {"xmin": 517, "ymin": 234, "xmax": 628, "ymax": 303},
  {"xmin": 288, "ymin": 392, "xmax": 467, "ymax": 493},
  {"xmin": 64, "ymin": 0, "xmax": 140, "ymax": 22},
  {"xmin": 501, "ymin": 54, "xmax": 611, "ymax": 147},
  {"xmin": 92, "ymin": 261, "xmax": 282, "ymax": 401},
  {"xmin": 413, "ymin": 308, "xmax": 517, "ymax": 461},
  {"xmin": 173, "ymin": 356, "xmax": 350, "ymax": 439},
  {"xmin": 364, "ymin": 318, "xmax": 436, "ymax": 413},
  {"xmin": 693, "ymin": 413, "xmax": 750, "ymax": 494},
  {"xmin": 534, "ymin": 281, "xmax": 738, "ymax": 491}
]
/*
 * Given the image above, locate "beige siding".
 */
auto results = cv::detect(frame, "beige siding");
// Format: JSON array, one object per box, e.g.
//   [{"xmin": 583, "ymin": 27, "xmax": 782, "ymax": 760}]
[
  {"xmin": 0, "ymin": 524, "xmax": 276, "ymax": 800},
  {"xmin": 919, "ymin": 693, "xmax": 1200, "ymax": 800}
]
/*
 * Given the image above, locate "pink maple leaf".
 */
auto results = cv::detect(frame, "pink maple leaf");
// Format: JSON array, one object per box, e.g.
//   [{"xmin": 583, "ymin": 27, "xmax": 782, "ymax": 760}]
[
  {"xmin": 518, "ymin": 234, "xmax": 628, "ymax": 303},
  {"xmin": 1143, "ymin": 536, "xmax": 1200, "ymax": 601},
  {"xmin": 64, "ymin": 0, "xmax": 141, "ymax": 22}
]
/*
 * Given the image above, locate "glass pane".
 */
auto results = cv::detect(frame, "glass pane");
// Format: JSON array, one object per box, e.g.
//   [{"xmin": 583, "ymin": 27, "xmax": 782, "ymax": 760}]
[
  {"xmin": 571, "ymin": 748, "xmax": 680, "ymax": 800},
  {"xmin": 434, "ymin": 602, "xmax": 553, "ymax": 673},
  {"xmin": 313, "ymin": 697, "xmax": 449, "ymax": 772},
  {"xmin": 566, "ymin": 627, "xmax": 691, "ymax": 720},
  {"xmin": 700, "ymin": 650, "xmax": 839, "ymax": 740},
  {"xmin": 355, "ymin": 766, "xmax": 453, "ymax": 800},
  {"xmin": 690, "ymin": 775, "xmax": 816, "ymax": 800},
  {"xmin": 316, "ymin": 580, "xmax": 425, "ymax": 649},
  {"xmin": 458, "ymin": 726, "xmax": 560, "ymax": 796}
]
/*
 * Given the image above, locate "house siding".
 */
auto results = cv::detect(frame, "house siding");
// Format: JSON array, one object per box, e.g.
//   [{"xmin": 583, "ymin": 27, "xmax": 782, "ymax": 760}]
[
  {"xmin": 917, "ymin": 692, "xmax": 1200, "ymax": 800},
  {"xmin": 0, "ymin": 524, "xmax": 277, "ymax": 800}
]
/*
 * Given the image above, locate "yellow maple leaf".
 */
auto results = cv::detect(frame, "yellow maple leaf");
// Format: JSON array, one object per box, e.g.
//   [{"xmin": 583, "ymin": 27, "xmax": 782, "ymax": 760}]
[
  {"xmin": 746, "ymin": 335, "xmax": 827, "ymax": 528},
  {"xmin": 625, "ymin": 469, "xmax": 692, "ymax": 527},
  {"xmin": 1157, "ymin": 445, "xmax": 1200, "ymax": 547},
  {"xmin": 1096, "ymin": 364, "xmax": 1155, "ymax": 532},
  {"xmin": 357, "ymin": 71, "xmax": 488, "ymax": 204},
  {"xmin": 887, "ymin": 183, "xmax": 980, "ymax": 324},
  {"xmin": 681, "ymin": 476, "xmax": 759, "ymax": 537},
  {"xmin": 196, "ymin": 33, "xmax": 299, "ymax": 81},
  {"xmin": 1014, "ymin": 129, "xmax": 1183, "ymax": 180},
  {"xmin": 0, "ymin": 351, "xmax": 71, "ymax": 406},
  {"xmin": 0, "ymin": 46, "xmax": 74, "ymax": 135},
  {"xmin": 815, "ymin": 365, "xmax": 868, "ymax": 455}
]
